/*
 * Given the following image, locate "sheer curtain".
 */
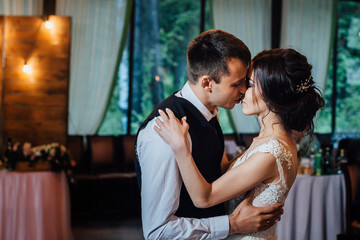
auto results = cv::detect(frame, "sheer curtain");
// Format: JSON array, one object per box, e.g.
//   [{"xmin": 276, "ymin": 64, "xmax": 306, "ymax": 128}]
[
  {"xmin": 0, "ymin": 0, "xmax": 43, "ymax": 15},
  {"xmin": 280, "ymin": 0, "xmax": 337, "ymax": 92},
  {"xmin": 212, "ymin": 0, "xmax": 272, "ymax": 133},
  {"xmin": 56, "ymin": 0, "xmax": 132, "ymax": 135}
]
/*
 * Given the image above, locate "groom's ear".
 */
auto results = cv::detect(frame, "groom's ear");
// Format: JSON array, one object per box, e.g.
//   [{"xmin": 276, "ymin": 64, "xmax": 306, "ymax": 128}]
[{"xmin": 200, "ymin": 75, "xmax": 213, "ymax": 93}]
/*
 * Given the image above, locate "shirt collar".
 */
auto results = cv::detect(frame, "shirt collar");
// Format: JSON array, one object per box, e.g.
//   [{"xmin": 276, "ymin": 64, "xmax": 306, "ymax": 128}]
[{"xmin": 175, "ymin": 82, "xmax": 217, "ymax": 121}]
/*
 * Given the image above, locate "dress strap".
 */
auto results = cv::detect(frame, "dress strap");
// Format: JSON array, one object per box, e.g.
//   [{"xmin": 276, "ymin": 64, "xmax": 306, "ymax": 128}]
[
  {"xmin": 252, "ymin": 138, "xmax": 293, "ymax": 187},
  {"xmin": 233, "ymin": 138, "xmax": 293, "ymax": 174}
]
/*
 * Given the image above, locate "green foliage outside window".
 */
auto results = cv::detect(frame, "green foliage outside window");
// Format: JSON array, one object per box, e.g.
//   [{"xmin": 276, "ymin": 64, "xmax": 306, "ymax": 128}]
[
  {"xmin": 315, "ymin": 1, "xmax": 360, "ymax": 134},
  {"xmin": 98, "ymin": 0, "xmax": 235, "ymax": 135}
]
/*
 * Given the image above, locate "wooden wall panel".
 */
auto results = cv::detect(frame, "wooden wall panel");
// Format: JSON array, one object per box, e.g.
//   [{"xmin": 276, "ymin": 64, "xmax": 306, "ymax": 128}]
[
  {"xmin": 1, "ymin": 16, "xmax": 71, "ymax": 149},
  {"xmin": 0, "ymin": 17, "xmax": 4, "ymax": 149}
]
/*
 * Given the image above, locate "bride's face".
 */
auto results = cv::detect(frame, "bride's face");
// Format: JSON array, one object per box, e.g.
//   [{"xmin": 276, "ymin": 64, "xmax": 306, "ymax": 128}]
[{"xmin": 241, "ymin": 71, "xmax": 268, "ymax": 116}]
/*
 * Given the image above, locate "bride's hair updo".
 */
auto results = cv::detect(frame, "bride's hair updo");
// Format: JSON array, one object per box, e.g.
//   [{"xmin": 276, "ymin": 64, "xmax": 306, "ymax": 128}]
[{"xmin": 252, "ymin": 48, "xmax": 325, "ymax": 135}]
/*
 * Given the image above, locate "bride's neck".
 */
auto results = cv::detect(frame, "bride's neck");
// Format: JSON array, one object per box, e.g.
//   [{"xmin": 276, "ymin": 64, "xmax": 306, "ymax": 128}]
[{"xmin": 257, "ymin": 112, "xmax": 287, "ymax": 139}]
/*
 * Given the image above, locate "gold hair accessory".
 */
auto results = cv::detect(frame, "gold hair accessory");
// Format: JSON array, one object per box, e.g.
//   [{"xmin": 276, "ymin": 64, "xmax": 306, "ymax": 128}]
[{"xmin": 296, "ymin": 76, "xmax": 313, "ymax": 93}]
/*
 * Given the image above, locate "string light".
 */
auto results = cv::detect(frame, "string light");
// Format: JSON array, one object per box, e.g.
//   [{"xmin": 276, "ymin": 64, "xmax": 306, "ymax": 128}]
[
  {"xmin": 22, "ymin": 17, "xmax": 56, "ymax": 75},
  {"xmin": 22, "ymin": 17, "xmax": 54, "ymax": 75},
  {"xmin": 21, "ymin": 18, "xmax": 45, "ymax": 75},
  {"xmin": 155, "ymin": 75, "xmax": 160, "ymax": 82},
  {"xmin": 23, "ymin": 64, "xmax": 32, "ymax": 74},
  {"xmin": 45, "ymin": 20, "xmax": 53, "ymax": 29}
]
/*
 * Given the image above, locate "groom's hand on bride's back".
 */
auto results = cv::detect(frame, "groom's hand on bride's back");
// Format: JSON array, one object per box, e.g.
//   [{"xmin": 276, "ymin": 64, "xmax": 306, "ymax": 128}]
[{"xmin": 228, "ymin": 190, "xmax": 284, "ymax": 234}]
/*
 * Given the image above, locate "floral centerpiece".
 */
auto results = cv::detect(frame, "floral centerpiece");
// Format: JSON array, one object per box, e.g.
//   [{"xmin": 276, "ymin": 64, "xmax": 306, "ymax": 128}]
[{"xmin": 0, "ymin": 141, "xmax": 76, "ymax": 183}]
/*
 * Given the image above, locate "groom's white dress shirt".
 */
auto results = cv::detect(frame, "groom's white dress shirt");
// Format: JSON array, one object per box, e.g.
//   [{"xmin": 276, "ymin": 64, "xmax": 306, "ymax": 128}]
[{"xmin": 137, "ymin": 82, "xmax": 229, "ymax": 239}]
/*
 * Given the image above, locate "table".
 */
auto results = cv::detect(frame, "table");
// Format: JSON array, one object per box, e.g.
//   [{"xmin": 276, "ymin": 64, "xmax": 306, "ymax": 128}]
[
  {"xmin": 0, "ymin": 171, "xmax": 73, "ymax": 240},
  {"xmin": 276, "ymin": 174, "xmax": 346, "ymax": 240}
]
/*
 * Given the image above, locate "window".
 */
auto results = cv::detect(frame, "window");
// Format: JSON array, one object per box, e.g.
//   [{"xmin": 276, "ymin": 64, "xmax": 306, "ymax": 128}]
[
  {"xmin": 315, "ymin": 0, "xmax": 360, "ymax": 136},
  {"xmin": 99, "ymin": 0, "xmax": 360, "ymax": 137},
  {"xmin": 98, "ymin": 0, "xmax": 236, "ymax": 135}
]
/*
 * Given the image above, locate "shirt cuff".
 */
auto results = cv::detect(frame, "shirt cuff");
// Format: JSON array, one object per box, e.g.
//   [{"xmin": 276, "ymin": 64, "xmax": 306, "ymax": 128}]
[{"xmin": 209, "ymin": 215, "xmax": 229, "ymax": 239}]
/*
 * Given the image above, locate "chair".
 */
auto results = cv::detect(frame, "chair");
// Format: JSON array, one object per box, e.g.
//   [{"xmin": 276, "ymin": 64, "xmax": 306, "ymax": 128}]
[
  {"xmin": 69, "ymin": 135, "xmax": 139, "ymax": 218},
  {"xmin": 122, "ymin": 135, "xmax": 136, "ymax": 172},
  {"xmin": 337, "ymin": 138, "xmax": 360, "ymax": 239},
  {"xmin": 67, "ymin": 135, "xmax": 87, "ymax": 173},
  {"xmin": 87, "ymin": 135, "xmax": 122, "ymax": 174}
]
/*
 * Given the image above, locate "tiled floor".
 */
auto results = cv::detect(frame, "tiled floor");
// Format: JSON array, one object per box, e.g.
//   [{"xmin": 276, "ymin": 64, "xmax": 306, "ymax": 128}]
[{"xmin": 72, "ymin": 217, "xmax": 144, "ymax": 240}]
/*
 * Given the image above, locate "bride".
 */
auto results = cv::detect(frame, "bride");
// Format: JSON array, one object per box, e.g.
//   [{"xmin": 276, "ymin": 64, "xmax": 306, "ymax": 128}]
[{"xmin": 154, "ymin": 48, "xmax": 324, "ymax": 240}]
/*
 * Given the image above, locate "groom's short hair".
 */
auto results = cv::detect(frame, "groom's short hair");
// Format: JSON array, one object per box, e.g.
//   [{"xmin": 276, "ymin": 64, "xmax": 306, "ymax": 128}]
[{"xmin": 186, "ymin": 29, "xmax": 251, "ymax": 84}]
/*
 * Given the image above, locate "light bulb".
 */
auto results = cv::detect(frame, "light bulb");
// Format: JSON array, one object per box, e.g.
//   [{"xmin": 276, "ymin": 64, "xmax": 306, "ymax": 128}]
[
  {"xmin": 23, "ymin": 64, "xmax": 32, "ymax": 74},
  {"xmin": 45, "ymin": 20, "xmax": 53, "ymax": 29}
]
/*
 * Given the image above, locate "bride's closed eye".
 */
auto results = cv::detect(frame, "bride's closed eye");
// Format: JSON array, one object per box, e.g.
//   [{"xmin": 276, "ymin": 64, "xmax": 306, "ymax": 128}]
[{"xmin": 247, "ymin": 78, "xmax": 255, "ymax": 88}]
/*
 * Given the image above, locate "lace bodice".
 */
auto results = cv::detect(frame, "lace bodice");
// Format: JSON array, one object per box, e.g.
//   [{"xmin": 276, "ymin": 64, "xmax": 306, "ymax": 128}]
[{"xmin": 226, "ymin": 137, "xmax": 293, "ymax": 240}]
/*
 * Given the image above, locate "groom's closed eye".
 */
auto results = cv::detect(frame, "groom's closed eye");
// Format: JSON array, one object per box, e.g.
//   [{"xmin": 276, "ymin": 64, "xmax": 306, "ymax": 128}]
[{"xmin": 245, "ymin": 77, "xmax": 251, "ymax": 88}]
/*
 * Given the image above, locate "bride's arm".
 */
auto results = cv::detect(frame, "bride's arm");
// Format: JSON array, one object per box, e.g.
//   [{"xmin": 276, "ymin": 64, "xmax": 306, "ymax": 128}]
[
  {"xmin": 154, "ymin": 108, "xmax": 278, "ymax": 208},
  {"xmin": 221, "ymin": 152, "xmax": 231, "ymax": 173}
]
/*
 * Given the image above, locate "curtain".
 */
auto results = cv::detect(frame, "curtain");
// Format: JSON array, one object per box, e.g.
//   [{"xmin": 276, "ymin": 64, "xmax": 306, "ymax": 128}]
[
  {"xmin": 212, "ymin": 0, "xmax": 272, "ymax": 133},
  {"xmin": 280, "ymin": 0, "xmax": 337, "ymax": 92},
  {"xmin": 0, "ymin": 0, "xmax": 43, "ymax": 15},
  {"xmin": 56, "ymin": 0, "xmax": 132, "ymax": 135}
]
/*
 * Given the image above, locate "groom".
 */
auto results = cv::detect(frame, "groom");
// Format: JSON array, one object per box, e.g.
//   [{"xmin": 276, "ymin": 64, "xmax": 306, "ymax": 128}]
[{"xmin": 135, "ymin": 29, "xmax": 283, "ymax": 239}]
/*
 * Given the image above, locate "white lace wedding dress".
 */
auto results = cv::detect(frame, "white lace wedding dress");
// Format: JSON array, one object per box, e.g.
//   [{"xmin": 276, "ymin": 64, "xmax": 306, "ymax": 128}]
[{"xmin": 226, "ymin": 137, "xmax": 294, "ymax": 240}]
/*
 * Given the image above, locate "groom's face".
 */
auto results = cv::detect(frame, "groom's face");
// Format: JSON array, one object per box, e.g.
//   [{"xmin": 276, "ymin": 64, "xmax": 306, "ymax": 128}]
[{"xmin": 210, "ymin": 58, "xmax": 248, "ymax": 110}]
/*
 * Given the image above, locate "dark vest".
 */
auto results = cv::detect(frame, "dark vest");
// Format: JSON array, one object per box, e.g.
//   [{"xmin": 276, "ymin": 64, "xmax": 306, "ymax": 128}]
[{"xmin": 135, "ymin": 94, "xmax": 225, "ymax": 218}]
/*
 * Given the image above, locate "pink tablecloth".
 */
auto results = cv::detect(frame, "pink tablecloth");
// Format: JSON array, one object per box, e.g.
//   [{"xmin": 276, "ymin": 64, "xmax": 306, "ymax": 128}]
[{"xmin": 0, "ymin": 171, "xmax": 73, "ymax": 240}]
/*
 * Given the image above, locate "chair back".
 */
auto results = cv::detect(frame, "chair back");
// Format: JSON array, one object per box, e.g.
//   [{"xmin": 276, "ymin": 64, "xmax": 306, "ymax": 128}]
[{"xmin": 87, "ymin": 136, "xmax": 124, "ymax": 174}]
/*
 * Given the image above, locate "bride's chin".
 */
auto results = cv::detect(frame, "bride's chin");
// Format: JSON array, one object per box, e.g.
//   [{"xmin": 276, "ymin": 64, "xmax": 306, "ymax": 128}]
[{"xmin": 241, "ymin": 110, "xmax": 252, "ymax": 116}]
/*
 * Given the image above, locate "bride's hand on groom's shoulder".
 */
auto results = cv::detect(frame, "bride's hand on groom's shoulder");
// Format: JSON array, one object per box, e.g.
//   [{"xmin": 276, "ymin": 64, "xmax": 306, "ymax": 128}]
[
  {"xmin": 228, "ymin": 190, "xmax": 284, "ymax": 234},
  {"xmin": 154, "ymin": 108, "xmax": 189, "ymax": 152}
]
